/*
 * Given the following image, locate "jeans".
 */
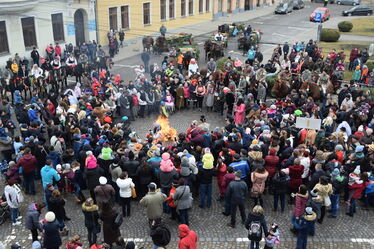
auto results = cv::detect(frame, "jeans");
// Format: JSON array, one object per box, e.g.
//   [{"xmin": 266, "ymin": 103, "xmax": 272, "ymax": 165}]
[
  {"xmin": 199, "ymin": 183, "xmax": 212, "ymax": 208},
  {"xmin": 23, "ymin": 173, "xmax": 35, "ymax": 194},
  {"xmin": 349, "ymin": 198, "xmax": 357, "ymax": 215},
  {"xmin": 121, "ymin": 197, "xmax": 131, "ymax": 216},
  {"xmin": 224, "ymin": 194, "xmax": 231, "ymax": 214},
  {"xmin": 250, "ymin": 240, "xmax": 260, "ymax": 249},
  {"xmin": 296, "ymin": 232, "xmax": 308, "ymax": 249},
  {"xmin": 231, "ymin": 202, "xmax": 246, "ymax": 226},
  {"xmin": 273, "ymin": 194, "xmax": 285, "ymax": 211},
  {"xmin": 57, "ymin": 218, "xmax": 65, "ymax": 231},
  {"xmin": 87, "ymin": 227, "xmax": 97, "ymax": 246},
  {"xmin": 31, "ymin": 228, "xmax": 38, "ymax": 242},
  {"xmin": 10, "ymin": 208, "xmax": 19, "ymax": 223},
  {"xmin": 162, "ymin": 187, "xmax": 171, "ymax": 213},
  {"xmin": 330, "ymin": 194, "xmax": 340, "ymax": 217},
  {"xmin": 179, "ymin": 208, "xmax": 189, "ymax": 225}
]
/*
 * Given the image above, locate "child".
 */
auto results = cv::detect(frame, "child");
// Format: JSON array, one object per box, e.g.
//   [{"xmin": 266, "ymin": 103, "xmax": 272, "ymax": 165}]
[
  {"xmin": 294, "ymin": 207, "xmax": 316, "ymax": 249},
  {"xmin": 264, "ymin": 223, "xmax": 280, "ymax": 249},
  {"xmin": 346, "ymin": 166, "xmax": 362, "ymax": 205}
]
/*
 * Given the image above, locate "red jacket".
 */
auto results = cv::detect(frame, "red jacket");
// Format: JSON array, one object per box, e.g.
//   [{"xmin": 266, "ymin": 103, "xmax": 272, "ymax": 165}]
[
  {"xmin": 264, "ymin": 150, "xmax": 279, "ymax": 178},
  {"xmin": 178, "ymin": 224, "xmax": 197, "ymax": 249},
  {"xmin": 288, "ymin": 164, "xmax": 304, "ymax": 190},
  {"xmin": 293, "ymin": 193, "xmax": 309, "ymax": 218},
  {"xmin": 350, "ymin": 183, "xmax": 366, "ymax": 199},
  {"xmin": 17, "ymin": 154, "xmax": 37, "ymax": 174}
]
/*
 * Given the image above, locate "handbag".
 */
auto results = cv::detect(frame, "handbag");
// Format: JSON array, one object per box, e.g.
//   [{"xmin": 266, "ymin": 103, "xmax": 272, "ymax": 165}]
[
  {"xmin": 113, "ymin": 213, "xmax": 123, "ymax": 228},
  {"xmin": 250, "ymin": 188, "xmax": 260, "ymax": 198},
  {"xmin": 324, "ymin": 195, "xmax": 331, "ymax": 207},
  {"xmin": 131, "ymin": 187, "xmax": 137, "ymax": 199}
]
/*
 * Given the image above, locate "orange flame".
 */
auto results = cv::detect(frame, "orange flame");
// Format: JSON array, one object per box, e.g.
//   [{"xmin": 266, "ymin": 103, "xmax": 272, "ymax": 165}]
[{"xmin": 154, "ymin": 116, "xmax": 177, "ymax": 142}]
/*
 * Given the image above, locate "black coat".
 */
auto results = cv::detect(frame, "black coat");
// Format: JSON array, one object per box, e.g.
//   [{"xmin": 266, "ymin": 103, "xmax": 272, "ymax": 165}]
[
  {"xmin": 245, "ymin": 213, "xmax": 268, "ymax": 241},
  {"xmin": 85, "ymin": 167, "xmax": 104, "ymax": 190},
  {"xmin": 82, "ymin": 203, "xmax": 100, "ymax": 229},
  {"xmin": 100, "ymin": 210, "xmax": 121, "ymax": 245},
  {"xmin": 272, "ymin": 173, "xmax": 289, "ymax": 195},
  {"xmin": 42, "ymin": 221, "xmax": 62, "ymax": 248},
  {"xmin": 48, "ymin": 196, "xmax": 66, "ymax": 220},
  {"xmin": 122, "ymin": 160, "xmax": 140, "ymax": 177},
  {"xmin": 198, "ymin": 168, "xmax": 217, "ymax": 184},
  {"xmin": 226, "ymin": 180, "xmax": 248, "ymax": 204},
  {"xmin": 150, "ymin": 225, "xmax": 171, "ymax": 247}
]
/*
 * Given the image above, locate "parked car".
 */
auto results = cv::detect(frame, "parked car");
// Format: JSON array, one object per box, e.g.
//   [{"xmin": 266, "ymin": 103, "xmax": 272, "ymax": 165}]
[
  {"xmin": 342, "ymin": 5, "xmax": 373, "ymax": 15},
  {"xmin": 293, "ymin": 0, "xmax": 305, "ymax": 9},
  {"xmin": 314, "ymin": 0, "xmax": 335, "ymax": 4},
  {"xmin": 310, "ymin": 7, "xmax": 331, "ymax": 22},
  {"xmin": 275, "ymin": 2, "xmax": 293, "ymax": 14},
  {"xmin": 337, "ymin": 0, "xmax": 360, "ymax": 5}
]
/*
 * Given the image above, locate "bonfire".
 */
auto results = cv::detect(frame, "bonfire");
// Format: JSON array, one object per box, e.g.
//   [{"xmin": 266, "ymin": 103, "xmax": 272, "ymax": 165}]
[{"xmin": 154, "ymin": 116, "xmax": 177, "ymax": 145}]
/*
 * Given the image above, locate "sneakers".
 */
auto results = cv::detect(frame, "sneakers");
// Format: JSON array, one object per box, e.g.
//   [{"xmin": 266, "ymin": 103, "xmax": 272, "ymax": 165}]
[
  {"xmin": 16, "ymin": 216, "xmax": 22, "ymax": 221},
  {"xmin": 12, "ymin": 221, "xmax": 22, "ymax": 226}
]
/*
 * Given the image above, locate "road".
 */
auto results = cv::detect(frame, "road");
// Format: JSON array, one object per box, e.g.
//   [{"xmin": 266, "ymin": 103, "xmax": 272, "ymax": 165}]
[{"xmin": 111, "ymin": 2, "xmax": 355, "ymax": 79}]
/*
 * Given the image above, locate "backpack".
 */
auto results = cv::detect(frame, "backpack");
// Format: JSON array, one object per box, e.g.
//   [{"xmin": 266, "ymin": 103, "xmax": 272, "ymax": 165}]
[
  {"xmin": 158, "ymin": 226, "xmax": 171, "ymax": 246},
  {"xmin": 248, "ymin": 221, "xmax": 262, "ymax": 241}
]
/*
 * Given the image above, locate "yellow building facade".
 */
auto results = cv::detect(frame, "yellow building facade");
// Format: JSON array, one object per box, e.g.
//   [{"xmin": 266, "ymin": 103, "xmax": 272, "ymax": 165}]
[{"xmin": 96, "ymin": 0, "xmax": 213, "ymax": 45}]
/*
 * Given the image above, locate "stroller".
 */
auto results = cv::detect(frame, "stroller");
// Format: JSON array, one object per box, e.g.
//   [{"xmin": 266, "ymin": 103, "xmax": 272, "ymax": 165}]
[{"xmin": 0, "ymin": 195, "xmax": 10, "ymax": 225}]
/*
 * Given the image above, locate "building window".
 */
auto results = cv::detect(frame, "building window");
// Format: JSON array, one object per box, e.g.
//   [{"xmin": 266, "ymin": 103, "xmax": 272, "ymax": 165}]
[
  {"xmin": 21, "ymin": 17, "xmax": 37, "ymax": 49},
  {"xmin": 0, "ymin": 21, "xmax": 9, "ymax": 54},
  {"xmin": 121, "ymin": 6, "xmax": 129, "ymax": 29},
  {"xmin": 143, "ymin": 3, "xmax": 151, "ymax": 25},
  {"xmin": 181, "ymin": 0, "xmax": 186, "ymax": 17},
  {"xmin": 206, "ymin": 0, "xmax": 210, "ymax": 11},
  {"xmin": 109, "ymin": 7, "xmax": 118, "ymax": 30},
  {"xmin": 169, "ymin": 0, "xmax": 175, "ymax": 19},
  {"xmin": 199, "ymin": 0, "xmax": 203, "ymax": 13},
  {"xmin": 160, "ymin": 0, "xmax": 166, "ymax": 20},
  {"xmin": 51, "ymin": 13, "xmax": 65, "ymax": 42},
  {"xmin": 188, "ymin": 0, "xmax": 194, "ymax": 15}
]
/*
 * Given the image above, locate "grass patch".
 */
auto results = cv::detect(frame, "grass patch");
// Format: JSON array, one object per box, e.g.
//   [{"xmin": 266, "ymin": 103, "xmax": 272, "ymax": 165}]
[
  {"xmin": 344, "ymin": 70, "xmax": 353, "ymax": 81},
  {"xmin": 349, "ymin": 17, "xmax": 374, "ymax": 37},
  {"xmin": 318, "ymin": 41, "xmax": 374, "ymax": 61}
]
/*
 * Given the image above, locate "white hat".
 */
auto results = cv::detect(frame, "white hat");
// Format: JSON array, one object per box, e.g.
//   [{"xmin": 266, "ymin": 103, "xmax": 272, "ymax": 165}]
[
  {"xmin": 56, "ymin": 164, "xmax": 62, "ymax": 171},
  {"xmin": 305, "ymin": 207, "xmax": 313, "ymax": 215},
  {"xmin": 86, "ymin": 151, "xmax": 93, "ymax": 156},
  {"xmin": 99, "ymin": 176, "xmax": 107, "ymax": 185},
  {"xmin": 353, "ymin": 166, "xmax": 361, "ymax": 175},
  {"xmin": 45, "ymin": 211, "xmax": 56, "ymax": 222}
]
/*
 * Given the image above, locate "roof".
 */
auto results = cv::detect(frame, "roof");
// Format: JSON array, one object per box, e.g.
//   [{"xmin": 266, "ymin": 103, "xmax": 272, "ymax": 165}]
[{"xmin": 315, "ymin": 7, "xmax": 328, "ymax": 11}]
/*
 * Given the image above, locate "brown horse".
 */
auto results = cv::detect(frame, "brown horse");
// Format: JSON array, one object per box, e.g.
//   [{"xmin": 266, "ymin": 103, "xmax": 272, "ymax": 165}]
[
  {"xmin": 271, "ymin": 79, "xmax": 290, "ymax": 98},
  {"xmin": 300, "ymin": 81, "xmax": 321, "ymax": 101},
  {"xmin": 142, "ymin": 36, "xmax": 154, "ymax": 52},
  {"xmin": 212, "ymin": 70, "xmax": 225, "ymax": 82}
]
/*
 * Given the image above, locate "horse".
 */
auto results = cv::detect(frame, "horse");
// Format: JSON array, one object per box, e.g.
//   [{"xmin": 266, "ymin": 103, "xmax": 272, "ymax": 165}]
[
  {"xmin": 154, "ymin": 36, "xmax": 167, "ymax": 54},
  {"xmin": 271, "ymin": 79, "xmax": 290, "ymax": 98},
  {"xmin": 204, "ymin": 40, "xmax": 213, "ymax": 61},
  {"xmin": 300, "ymin": 81, "xmax": 321, "ymax": 101},
  {"xmin": 212, "ymin": 70, "xmax": 225, "ymax": 83},
  {"xmin": 209, "ymin": 43, "xmax": 224, "ymax": 60},
  {"xmin": 218, "ymin": 24, "xmax": 230, "ymax": 33},
  {"xmin": 142, "ymin": 36, "xmax": 154, "ymax": 52}
]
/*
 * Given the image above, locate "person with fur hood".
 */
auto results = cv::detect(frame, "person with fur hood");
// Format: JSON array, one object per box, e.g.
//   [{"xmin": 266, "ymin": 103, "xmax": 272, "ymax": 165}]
[
  {"xmin": 290, "ymin": 185, "xmax": 309, "ymax": 234},
  {"xmin": 311, "ymin": 176, "xmax": 333, "ymax": 224},
  {"xmin": 160, "ymin": 152, "xmax": 175, "ymax": 172},
  {"xmin": 294, "ymin": 207, "xmax": 317, "ymax": 249},
  {"xmin": 81, "ymin": 198, "xmax": 100, "ymax": 246}
]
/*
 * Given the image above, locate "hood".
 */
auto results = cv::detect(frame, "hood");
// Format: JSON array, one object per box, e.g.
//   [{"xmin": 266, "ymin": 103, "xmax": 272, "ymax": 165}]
[
  {"xmin": 181, "ymin": 157, "xmax": 190, "ymax": 167},
  {"xmin": 247, "ymin": 212, "xmax": 264, "ymax": 220},
  {"xmin": 15, "ymin": 90, "xmax": 20, "ymax": 96},
  {"xmin": 42, "ymin": 165, "xmax": 53, "ymax": 173},
  {"xmin": 304, "ymin": 211, "xmax": 317, "ymax": 221},
  {"xmin": 178, "ymin": 224, "xmax": 190, "ymax": 238},
  {"xmin": 296, "ymin": 192, "xmax": 309, "ymax": 200},
  {"xmin": 162, "ymin": 152, "xmax": 171, "ymax": 160},
  {"xmin": 82, "ymin": 203, "xmax": 99, "ymax": 212},
  {"xmin": 269, "ymin": 149, "xmax": 276, "ymax": 156},
  {"xmin": 249, "ymin": 151, "xmax": 263, "ymax": 160},
  {"xmin": 202, "ymin": 153, "xmax": 214, "ymax": 169},
  {"xmin": 334, "ymin": 175, "xmax": 345, "ymax": 182},
  {"xmin": 253, "ymin": 171, "xmax": 269, "ymax": 180},
  {"xmin": 27, "ymin": 203, "xmax": 38, "ymax": 213}
]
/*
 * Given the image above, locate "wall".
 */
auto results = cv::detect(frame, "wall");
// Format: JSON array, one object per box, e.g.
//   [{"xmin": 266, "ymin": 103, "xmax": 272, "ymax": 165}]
[
  {"xmin": 0, "ymin": 0, "xmax": 96, "ymax": 66},
  {"xmin": 96, "ymin": 0, "xmax": 213, "ymax": 45}
]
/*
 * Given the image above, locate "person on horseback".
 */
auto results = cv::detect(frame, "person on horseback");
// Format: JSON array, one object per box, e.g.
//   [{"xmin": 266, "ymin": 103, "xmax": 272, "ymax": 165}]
[
  {"xmin": 66, "ymin": 54, "xmax": 77, "ymax": 68},
  {"xmin": 214, "ymin": 32, "xmax": 224, "ymax": 42}
]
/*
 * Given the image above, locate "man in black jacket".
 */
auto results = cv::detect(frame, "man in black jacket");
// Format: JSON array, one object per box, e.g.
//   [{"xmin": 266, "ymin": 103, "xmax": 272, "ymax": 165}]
[
  {"xmin": 283, "ymin": 42, "xmax": 289, "ymax": 60},
  {"xmin": 150, "ymin": 217, "xmax": 171, "ymax": 248},
  {"xmin": 226, "ymin": 170, "xmax": 248, "ymax": 228},
  {"xmin": 328, "ymin": 169, "xmax": 348, "ymax": 218},
  {"xmin": 31, "ymin": 47, "xmax": 40, "ymax": 66}
]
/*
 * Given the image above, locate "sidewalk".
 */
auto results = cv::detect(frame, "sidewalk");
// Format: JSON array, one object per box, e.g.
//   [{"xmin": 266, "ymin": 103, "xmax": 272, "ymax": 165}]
[{"xmin": 111, "ymin": 5, "xmax": 277, "ymax": 62}]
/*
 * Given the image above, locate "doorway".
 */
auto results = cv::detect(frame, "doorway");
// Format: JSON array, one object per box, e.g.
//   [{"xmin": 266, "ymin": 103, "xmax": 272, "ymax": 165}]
[{"xmin": 74, "ymin": 9, "xmax": 86, "ymax": 46}]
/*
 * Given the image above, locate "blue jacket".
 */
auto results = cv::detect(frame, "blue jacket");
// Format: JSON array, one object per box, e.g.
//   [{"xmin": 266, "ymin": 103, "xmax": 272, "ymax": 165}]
[
  {"xmin": 229, "ymin": 160, "xmax": 250, "ymax": 179},
  {"xmin": 202, "ymin": 133, "xmax": 212, "ymax": 148},
  {"xmin": 247, "ymin": 49, "xmax": 256, "ymax": 60},
  {"xmin": 40, "ymin": 165, "xmax": 61, "ymax": 188},
  {"xmin": 294, "ymin": 212, "xmax": 316, "ymax": 235}
]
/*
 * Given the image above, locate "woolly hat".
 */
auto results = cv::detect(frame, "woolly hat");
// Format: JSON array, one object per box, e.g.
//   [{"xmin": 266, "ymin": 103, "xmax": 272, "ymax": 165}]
[
  {"xmin": 56, "ymin": 164, "xmax": 62, "ymax": 171},
  {"xmin": 125, "ymin": 241, "xmax": 135, "ymax": 249},
  {"xmin": 148, "ymin": 182, "xmax": 157, "ymax": 190},
  {"xmin": 305, "ymin": 207, "xmax": 313, "ymax": 215},
  {"xmin": 355, "ymin": 145, "xmax": 364, "ymax": 153},
  {"xmin": 204, "ymin": 148, "xmax": 211, "ymax": 153},
  {"xmin": 45, "ymin": 211, "xmax": 56, "ymax": 222},
  {"xmin": 32, "ymin": 241, "xmax": 41, "ymax": 249},
  {"xmin": 86, "ymin": 150, "xmax": 93, "ymax": 156},
  {"xmin": 99, "ymin": 176, "xmax": 107, "ymax": 185},
  {"xmin": 245, "ymin": 128, "xmax": 251, "ymax": 134},
  {"xmin": 335, "ymin": 144, "xmax": 344, "ymax": 151},
  {"xmin": 331, "ymin": 168, "xmax": 340, "ymax": 177},
  {"xmin": 353, "ymin": 166, "xmax": 361, "ymax": 175},
  {"xmin": 235, "ymin": 170, "xmax": 242, "ymax": 178}
]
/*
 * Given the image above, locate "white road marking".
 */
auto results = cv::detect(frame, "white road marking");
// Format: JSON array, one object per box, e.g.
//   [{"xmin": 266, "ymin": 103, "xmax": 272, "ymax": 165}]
[
  {"xmin": 253, "ymin": 21, "xmax": 264, "ymax": 24},
  {"xmin": 272, "ymin": 32, "xmax": 289, "ymax": 38},
  {"xmin": 288, "ymin": 26, "xmax": 307, "ymax": 31},
  {"xmin": 113, "ymin": 64, "xmax": 140, "ymax": 68}
]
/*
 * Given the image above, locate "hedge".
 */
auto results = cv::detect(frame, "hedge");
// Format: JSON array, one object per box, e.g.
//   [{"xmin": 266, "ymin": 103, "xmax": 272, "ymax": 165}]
[
  {"xmin": 320, "ymin": 28, "xmax": 340, "ymax": 42},
  {"xmin": 338, "ymin": 21, "xmax": 353, "ymax": 32}
]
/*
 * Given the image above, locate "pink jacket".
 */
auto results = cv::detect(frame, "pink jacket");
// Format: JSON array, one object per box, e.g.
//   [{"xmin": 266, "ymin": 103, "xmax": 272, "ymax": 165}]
[
  {"xmin": 160, "ymin": 153, "xmax": 175, "ymax": 172},
  {"xmin": 85, "ymin": 155, "xmax": 97, "ymax": 169},
  {"xmin": 293, "ymin": 193, "xmax": 309, "ymax": 217}
]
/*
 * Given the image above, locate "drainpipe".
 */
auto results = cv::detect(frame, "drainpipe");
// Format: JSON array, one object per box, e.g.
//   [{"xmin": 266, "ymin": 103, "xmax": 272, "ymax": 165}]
[{"xmin": 94, "ymin": 0, "xmax": 99, "ymax": 43}]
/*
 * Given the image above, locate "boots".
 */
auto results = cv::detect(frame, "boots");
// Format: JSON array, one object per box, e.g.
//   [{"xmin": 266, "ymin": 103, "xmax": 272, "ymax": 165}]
[{"xmin": 60, "ymin": 227, "xmax": 69, "ymax": 236}]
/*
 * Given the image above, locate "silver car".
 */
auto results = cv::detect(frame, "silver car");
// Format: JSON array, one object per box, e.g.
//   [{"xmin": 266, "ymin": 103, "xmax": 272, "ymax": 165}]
[{"xmin": 337, "ymin": 0, "xmax": 360, "ymax": 6}]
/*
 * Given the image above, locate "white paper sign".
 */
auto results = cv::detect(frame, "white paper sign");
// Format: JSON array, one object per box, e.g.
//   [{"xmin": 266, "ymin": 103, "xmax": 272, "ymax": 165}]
[{"xmin": 295, "ymin": 117, "xmax": 321, "ymax": 130}]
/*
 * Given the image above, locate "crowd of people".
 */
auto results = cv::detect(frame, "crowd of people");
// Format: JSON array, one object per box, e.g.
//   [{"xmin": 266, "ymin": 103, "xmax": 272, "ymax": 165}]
[{"xmin": 0, "ymin": 27, "xmax": 374, "ymax": 249}]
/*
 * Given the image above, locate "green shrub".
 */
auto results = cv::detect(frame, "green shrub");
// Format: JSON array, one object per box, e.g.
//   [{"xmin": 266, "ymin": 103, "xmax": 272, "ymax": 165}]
[
  {"xmin": 320, "ymin": 28, "xmax": 340, "ymax": 42},
  {"xmin": 366, "ymin": 61, "xmax": 374, "ymax": 71},
  {"xmin": 338, "ymin": 21, "xmax": 353, "ymax": 32},
  {"xmin": 217, "ymin": 58, "xmax": 229, "ymax": 70},
  {"xmin": 266, "ymin": 75, "xmax": 277, "ymax": 96}
]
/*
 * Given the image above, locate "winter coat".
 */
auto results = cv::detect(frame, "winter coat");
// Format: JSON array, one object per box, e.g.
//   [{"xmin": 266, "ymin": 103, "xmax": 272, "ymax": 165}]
[
  {"xmin": 264, "ymin": 150, "xmax": 279, "ymax": 179},
  {"xmin": 294, "ymin": 211, "xmax": 316, "ymax": 235},
  {"xmin": 85, "ymin": 167, "xmax": 104, "ymax": 190},
  {"xmin": 122, "ymin": 160, "xmax": 140, "ymax": 177},
  {"xmin": 226, "ymin": 179, "xmax": 248, "ymax": 204},
  {"xmin": 198, "ymin": 168, "xmax": 217, "ymax": 184},
  {"xmin": 331, "ymin": 175, "xmax": 348, "ymax": 195},
  {"xmin": 116, "ymin": 178, "xmax": 135, "ymax": 198},
  {"xmin": 312, "ymin": 183, "xmax": 333, "ymax": 205},
  {"xmin": 180, "ymin": 157, "xmax": 194, "ymax": 177},
  {"xmin": 293, "ymin": 193, "xmax": 309, "ymax": 218},
  {"xmin": 94, "ymin": 184, "xmax": 115, "ymax": 207},
  {"xmin": 245, "ymin": 213, "xmax": 268, "ymax": 242},
  {"xmin": 222, "ymin": 173, "xmax": 235, "ymax": 194},
  {"xmin": 48, "ymin": 196, "xmax": 66, "ymax": 220},
  {"xmin": 4, "ymin": 184, "xmax": 22, "ymax": 208},
  {"xmin": 42, "ymin": 221, "xmax": 62, "ymax": 248},
  {"xmin": 172, "ymin": 185, "xmax": 193, "ymax": 210},
  {"xmin": 25, "ymin": 203, "xmax": 42, "ymax": 231},
  {"xmin": 160, "ymin": 153, "xmax": 175, "ymax": 172},
  {"xmin": 272, "ymin": 173, "xmax": 289, "ymax": 195},
  {"xmin": 251, "ymin": 171, "xmax": 269, "ymax": 194},
  {"xmin": 159, "ymin": 169, "xmax": 179, "ymax": 189},
  {"xmin": 288, "ymin": 164, "xmax": 304, "ymax": 190},
  {"xmin": 109, "ymin": 164, "xmax": 122, "ymax": 182},
  {"xmin": 82, "ymin": 203, "xmax": 99, "ymax": 229},
  {"xmin": 85, "ymin": 155, "xmax": 97, "ymax": 169},
  {"xmin": 202, "ymin": 153, "xmax": 214, "ymax": 169},
  {"xmin": 100, "ymin": 209, "xmax": 121, "ymax": 245},
  {"xmin": 234, "ymin": 103, "xmax": 246, "ymax": 125},
  {"xmin": 178, "ymin": 224, "xmax": 198, "ymax": 249},
  {"xmin": 139, "ymin": 191, "xmax": 167, "ymax": 220},
  {"xmin": 0, "ymin": 137, "xmax": 12, "ymax": 152},
  {"xmin": 40, "ymin": 166, "xmax": 61, "ymax": 188},
  {"xmin": 16, "ymin": 154, "xmax": 37, "ymax": 174}
]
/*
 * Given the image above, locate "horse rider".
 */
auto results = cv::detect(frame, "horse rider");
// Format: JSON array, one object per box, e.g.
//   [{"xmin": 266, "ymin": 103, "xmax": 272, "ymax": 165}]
[
  {"xmin": 214, "ymin": 32, "xmax": 224, "ymax": 42},
  {"xmin": 50, "ymin": 56, "xmax": 62, "ymax": 78},
  {"xmin": 79, "ymin": 53, "xmax": 89, "ymax": 69},
  {"xmin": 244, "ymin": 25, "xmax": 252, "ymax": 37}
]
